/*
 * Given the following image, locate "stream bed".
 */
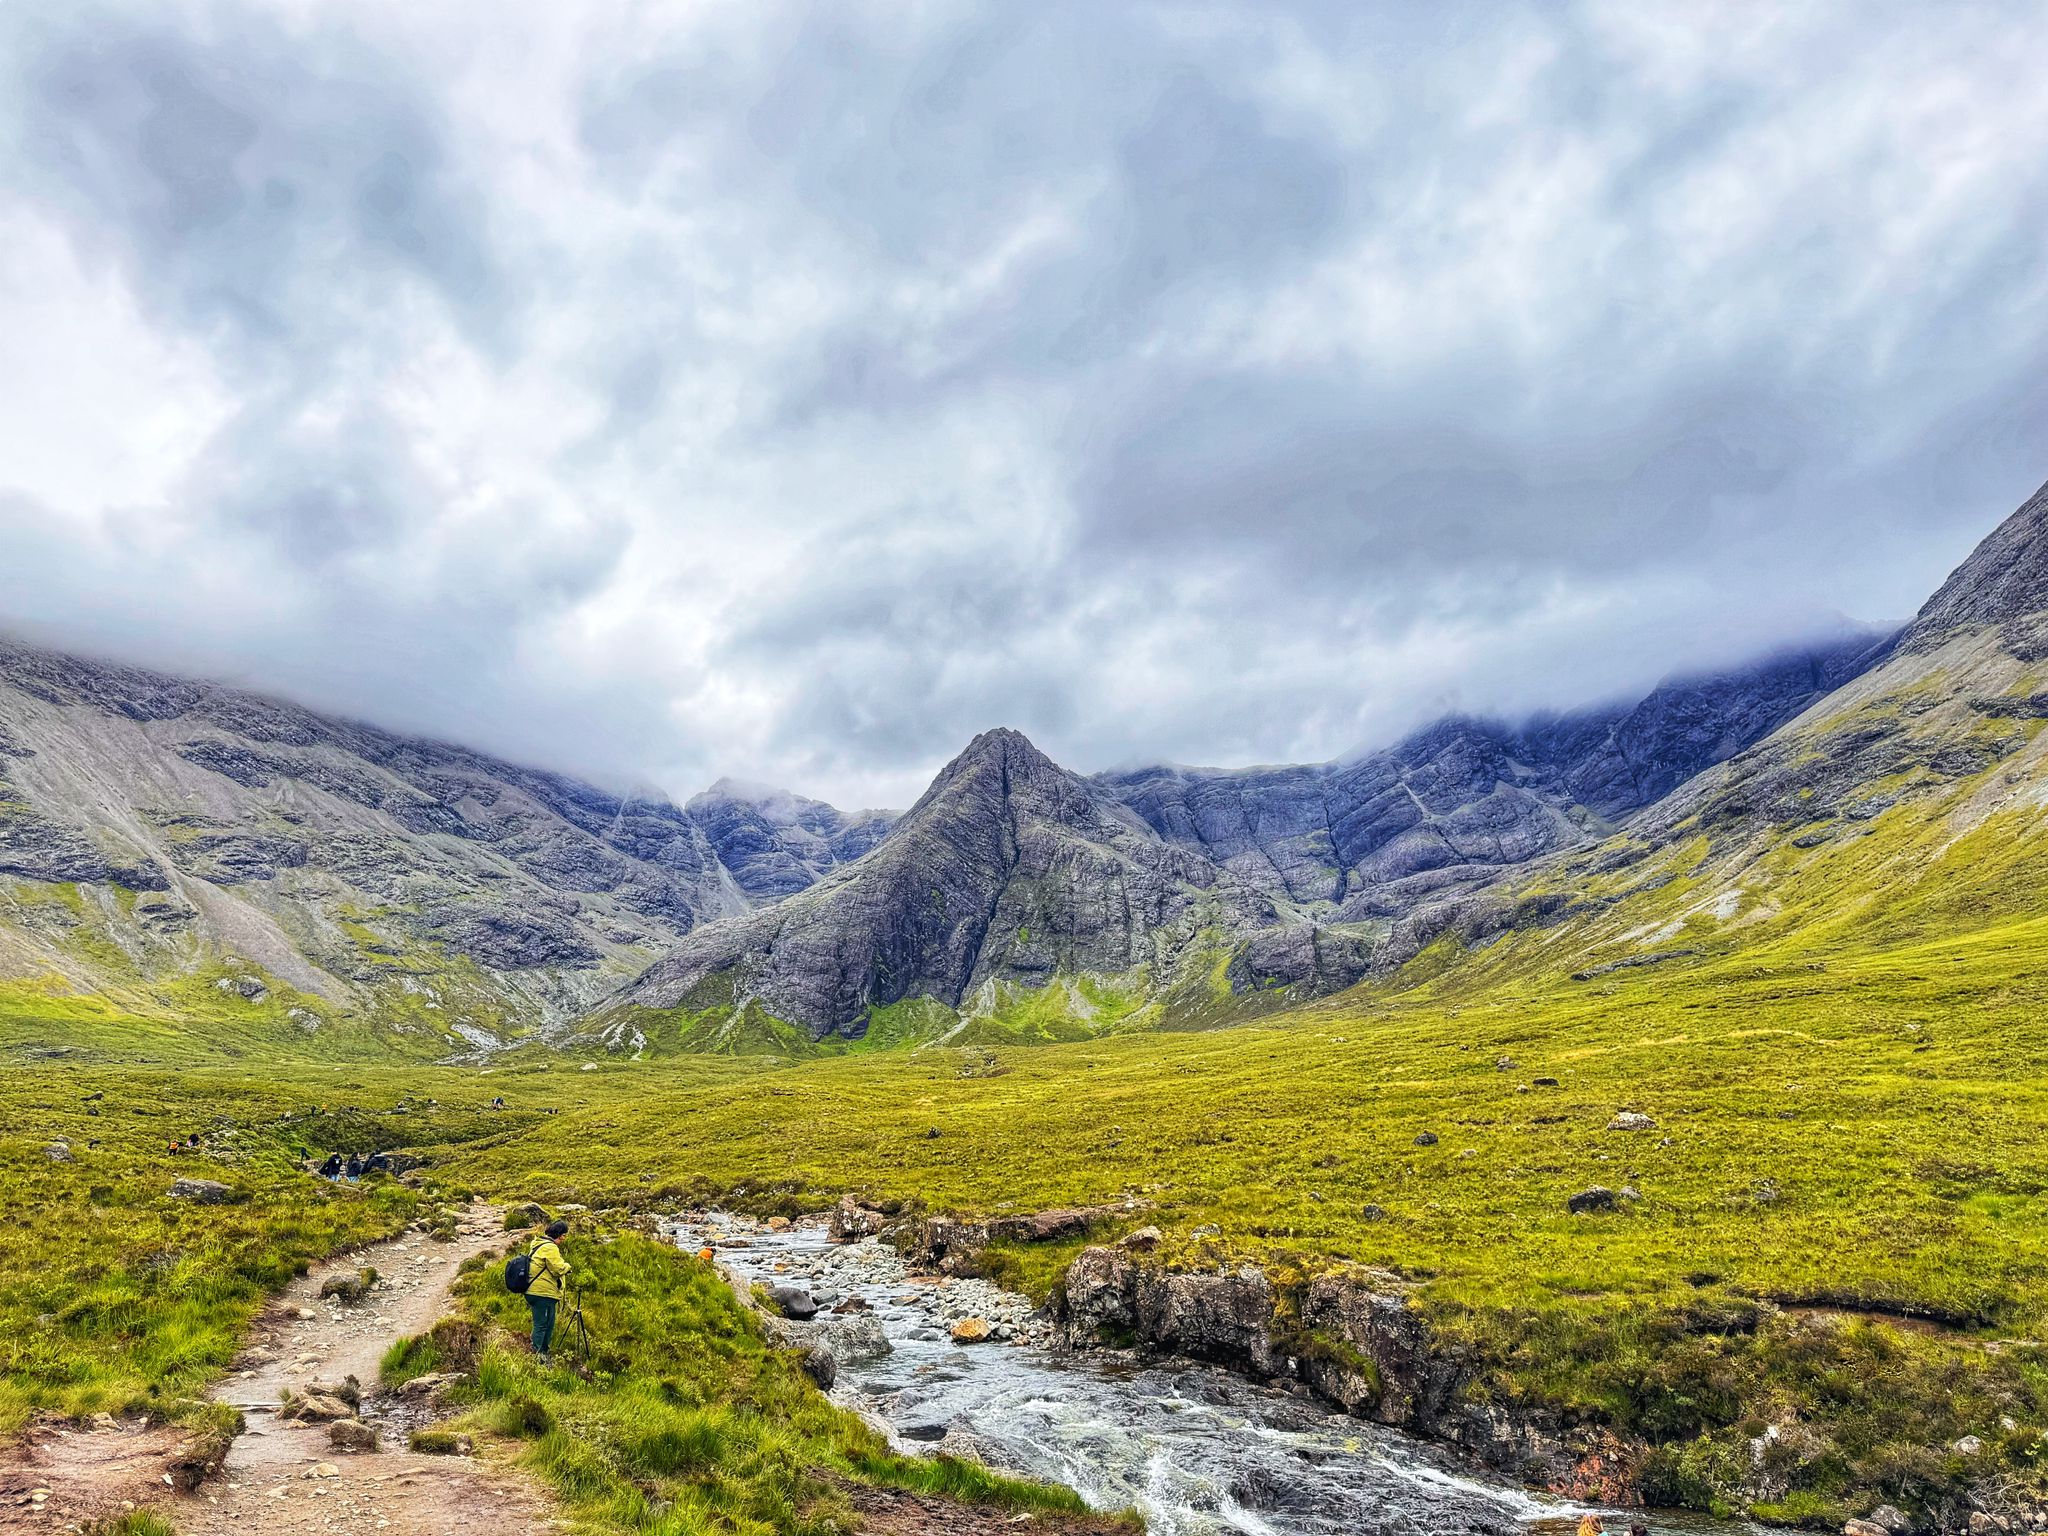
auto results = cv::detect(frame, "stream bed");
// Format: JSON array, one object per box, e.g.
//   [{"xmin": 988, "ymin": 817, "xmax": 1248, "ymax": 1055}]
[{"xmin": 664, "ymin": 1214, "xmax": 1758, "ymax": 1536}]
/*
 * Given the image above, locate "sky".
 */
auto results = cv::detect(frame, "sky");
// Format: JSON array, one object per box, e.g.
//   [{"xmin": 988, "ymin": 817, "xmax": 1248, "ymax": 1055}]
[{"xmin": 2, "ymin": 2, "xmax": 2047, "ymax": 810}]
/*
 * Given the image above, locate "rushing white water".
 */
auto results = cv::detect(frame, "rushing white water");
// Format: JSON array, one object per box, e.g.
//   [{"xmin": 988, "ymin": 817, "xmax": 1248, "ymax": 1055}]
[{"xmin": 666, "ymin": 1215, "xmax": 1760, "ymax": 1536}]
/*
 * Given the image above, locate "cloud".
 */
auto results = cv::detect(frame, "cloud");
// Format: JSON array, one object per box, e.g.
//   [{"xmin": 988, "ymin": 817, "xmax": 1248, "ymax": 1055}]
[{"xmin": 0, "ymin": 0, "xmax": 2046, "ymax": 810}]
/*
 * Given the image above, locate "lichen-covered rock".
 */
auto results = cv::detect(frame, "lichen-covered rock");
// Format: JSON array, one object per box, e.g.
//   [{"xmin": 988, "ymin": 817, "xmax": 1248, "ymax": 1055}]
[
  {"xmin": 168, "ymin": 1177, "xmax": 236, "ymax": 1204},
  {"xmin": 828, "ymin": 1195, "xmax": 887, "ymax": 1243}
]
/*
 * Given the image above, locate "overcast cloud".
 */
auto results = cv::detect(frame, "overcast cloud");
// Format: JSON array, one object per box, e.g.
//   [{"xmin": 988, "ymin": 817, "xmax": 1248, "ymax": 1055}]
[{"xmin": 2, "ymin": 1, "xmax": 2046, "ymax": 808}]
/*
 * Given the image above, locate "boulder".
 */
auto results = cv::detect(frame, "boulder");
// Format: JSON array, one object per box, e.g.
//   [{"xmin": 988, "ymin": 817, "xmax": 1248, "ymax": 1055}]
[
  {"xmin": 319, "ymin": 1267, "xmax": 379, "ymax": 1304},
  {"xmin": 767, "ymin": 1284, "xmax": 819, "ymax": 1320},
  {"xmin": 1533, "ymin": 1076, "xmax": 1560, "ymax": 1088},
  {"xmin": 1059, "ymin": 1245, "xmax": 1285, "ymax": 1375},
  {"xmin": 1121, "ymin": 1225, "xmax": 1163, "ymax": 1250},
  {"xmin": 169, "ymin": 1178, "xmax": 236, "ymax": 1204},
  {"xmin": 409, "ymin": 1429, "xmax": 473, "ymax": 1456},
  {"xmin": 285, "ymin": 1391, "xmax": 356, "ymax": 1423},
  {"xmin": 503, "ymin": 1203, "xmax": 547, "ymax": 1230},
  {"xmin": 43, "ymin": 1141, "xmax": 72, "ymax": 1163},
  {"xmin": 799, "ymin": 1344, "xmax": 836, "ymax": 1388},
  {"xmin": 1954, "ymin": 1435, "xmax": 1986, "ymax": 1456},
  {"xmin": 823, "ymin": 1311, "xmax": 893, "ymax": 1364},
  {"xmin": 1360, "ymin": 1204, "xmax": 1389, "ymax": 1222},
  {"xmin": 1412, "ymin": 1131, "xmax": 1439, "ymax": 1147},
  {"xmin": 327, "ymin": 1419, "xmax": 379, "ymax": 1452},
  {"xmin": 828, "ymin": 1195, "xmax": 887, "ymax": 1243},
  {"xmin": 1298, "ymin": 1271, "xmax": 1447, "ymax": 1427},
  {"xmin": 767, "ymin": 1215, "xmax": 793, "ymax": 1232},
  {"xmin": 950, "ymin": 1317, "xmax": 992, "ymax": 1344},
  {"xmin": 1607, "ymin": 1111, "xmax": 1657, "ymax": 1131},
  {"xmin": 830, "ymin": 1295, "xmax": 871, "ymax": 1314},
  {"xmin": 1567, "ymin": 1186, "xmax": 1633, "ymax": 1215}
]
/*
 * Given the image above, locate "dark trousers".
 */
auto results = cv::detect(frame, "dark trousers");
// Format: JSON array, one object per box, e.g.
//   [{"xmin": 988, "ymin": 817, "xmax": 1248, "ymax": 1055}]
[{"xmin": 527, "ymin": 1295, "xmax": 558, "ymax": 1357}]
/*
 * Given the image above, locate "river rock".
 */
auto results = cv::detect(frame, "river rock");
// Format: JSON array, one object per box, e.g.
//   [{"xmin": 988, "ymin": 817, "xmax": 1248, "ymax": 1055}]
[
  {"xmin": 767, "ymin": 1284, "xmax": 819, "ymax": 1320},
  {"xmin": 800, "ymin": 1344, "xmax": 836, "ymax": 1388},
  {"xmin": 825, "ymin": 1311, "xmax": 892, "ymax": 1363},
  {"xmin": 1060, "ymin": 1245, "xmax": 1284, "ymax": 1375},
  {"xmin": 950, "ymin": 1317, "xmax": 992, "ymax": 1343},
  {"xmin": 1297, "ymin": 1272, "xmax": 1445, "ymax": 1426},
  {"xmin": 829, "ymin": 1195, "xmax": 887, "ymax": 1242},
  {"xmin": 327, "ymin": 1419, "xmax": 379, "ymax": 1452},
  {"xmin": 168, "ymin": 1177, "xmax": 236, "ymax": 1204}
]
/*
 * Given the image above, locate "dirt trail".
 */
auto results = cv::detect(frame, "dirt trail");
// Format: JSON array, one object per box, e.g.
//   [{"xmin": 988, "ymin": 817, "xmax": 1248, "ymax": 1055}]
[{"xmin": 0, "ymin": 1204, "xmax": 555, "ymax": 1536}]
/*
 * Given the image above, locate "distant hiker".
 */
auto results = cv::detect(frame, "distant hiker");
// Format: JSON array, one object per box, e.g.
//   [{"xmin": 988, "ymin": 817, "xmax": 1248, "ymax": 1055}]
[
  {"xmin": 318, "ymin": 1153, "xmax": 343, "ymax": 1180},
  {"xmin": 343, "ymin": 1154, "xmax": 363, "ymax": 1181},
  {"xmin": 524, "ymin": 1220, "xmax": 571, "ymax": 1363},
  {"xmin": 491, "ymin": 1096, "xmax": 505, "ymax": 1111},
  {"xmin": 365, "ymin": 1150, "xmax": 392, "ymax": 1175},
  {"xmin": 1628, "ymin": 1524, "xmax": 1648, "ymax": 1536},
  {"xmin": 698, "ymin": 1244, "xmax": 715, "ymax": 1263},
  {"xmin": 1575, "ymin": 1517, "xmax": 1603, "ymax": 1536}
]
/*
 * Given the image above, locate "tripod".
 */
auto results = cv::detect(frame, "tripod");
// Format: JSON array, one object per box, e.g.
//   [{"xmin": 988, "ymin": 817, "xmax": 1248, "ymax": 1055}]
[{"xmin": 564, "ymin": 1284, "xmax": 592, "ymax": 1368}]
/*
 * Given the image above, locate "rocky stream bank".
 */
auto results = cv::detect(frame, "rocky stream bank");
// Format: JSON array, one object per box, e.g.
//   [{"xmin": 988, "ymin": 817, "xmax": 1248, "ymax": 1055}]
[{"xmin": 681, "ymin": 1197, "xmax": 2044, "ymax": 1536}]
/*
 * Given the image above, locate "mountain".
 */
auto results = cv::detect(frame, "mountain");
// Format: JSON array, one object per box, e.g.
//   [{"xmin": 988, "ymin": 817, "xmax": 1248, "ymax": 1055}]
[
  {"xmin": 596, "ymin": 728, "xmax": 1375, "ymax": 1049},
  {"xmin": 0, "ymin": 636, "xmax": 861, "ymax": 1052},
  {"xmin": 1097, "ymin": 629, "xmax": 1890, "ymax": 920},
  {"xmin": 1378, "ymin": 477, "xmax": 2048, "ymax": 990},
  {"xmin": 685, "ymin": 779, "xmax": 896, "ymax": 902}
]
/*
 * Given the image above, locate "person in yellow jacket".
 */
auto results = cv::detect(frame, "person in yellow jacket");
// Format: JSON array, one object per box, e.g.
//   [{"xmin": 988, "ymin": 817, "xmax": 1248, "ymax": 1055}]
[{"xmin": 525, "ymin": 1219, "xmax": 571, "ymax": 1362}]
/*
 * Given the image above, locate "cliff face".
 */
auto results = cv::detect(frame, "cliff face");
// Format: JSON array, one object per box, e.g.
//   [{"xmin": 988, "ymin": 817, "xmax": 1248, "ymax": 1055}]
[{"xmin": 1098, "ymin": 628, "xmax": 1889, "ymax": 917}]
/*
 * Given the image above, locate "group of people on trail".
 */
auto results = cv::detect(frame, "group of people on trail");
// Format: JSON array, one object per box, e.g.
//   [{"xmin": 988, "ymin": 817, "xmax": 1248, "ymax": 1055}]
[{"xmin": 315, "ymin": 1149, "xmax": 398, "ymax": 1181}]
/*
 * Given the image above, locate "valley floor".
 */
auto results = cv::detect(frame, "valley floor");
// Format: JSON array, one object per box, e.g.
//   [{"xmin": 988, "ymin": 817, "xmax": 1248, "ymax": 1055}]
[{"xmin": 8, "ymin": 906, "xmax": 2048, "ymax": 1530}]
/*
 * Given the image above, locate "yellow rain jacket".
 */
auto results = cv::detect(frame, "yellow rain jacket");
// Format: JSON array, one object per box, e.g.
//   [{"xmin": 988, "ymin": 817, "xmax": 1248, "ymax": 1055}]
[{"xmin": 527, "ymin": 1236, "xmax": 569, "ymax": 1300}]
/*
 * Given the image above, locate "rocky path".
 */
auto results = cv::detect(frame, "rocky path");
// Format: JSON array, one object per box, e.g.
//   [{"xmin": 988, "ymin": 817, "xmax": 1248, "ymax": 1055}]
[
  {"xmin": 0, "ymin": 1205, "xmax": 555, "ymax": 1536},
  {"xmin": 183, "ymin": 1203, "xmax": 552, "ymax": 1536}
]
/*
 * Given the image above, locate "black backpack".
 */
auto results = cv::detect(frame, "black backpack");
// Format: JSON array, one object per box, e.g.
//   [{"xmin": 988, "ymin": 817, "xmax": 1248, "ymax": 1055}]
[{"xmin": 504, "ymin": 1241, "xmax": 540, "ymax": 1294}]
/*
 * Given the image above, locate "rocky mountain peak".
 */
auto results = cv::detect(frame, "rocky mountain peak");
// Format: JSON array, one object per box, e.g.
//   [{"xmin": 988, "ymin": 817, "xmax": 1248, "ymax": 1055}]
[{"xmin": 1907, "ymin": 477, "xmax": 2048, "ymax": 644}]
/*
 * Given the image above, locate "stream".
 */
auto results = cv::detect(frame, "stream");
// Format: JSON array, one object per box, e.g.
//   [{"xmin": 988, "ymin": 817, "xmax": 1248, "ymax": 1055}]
[{"xmin": 665, "ymin": 1215, "xmax": 1759, "ymax": 1536}]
